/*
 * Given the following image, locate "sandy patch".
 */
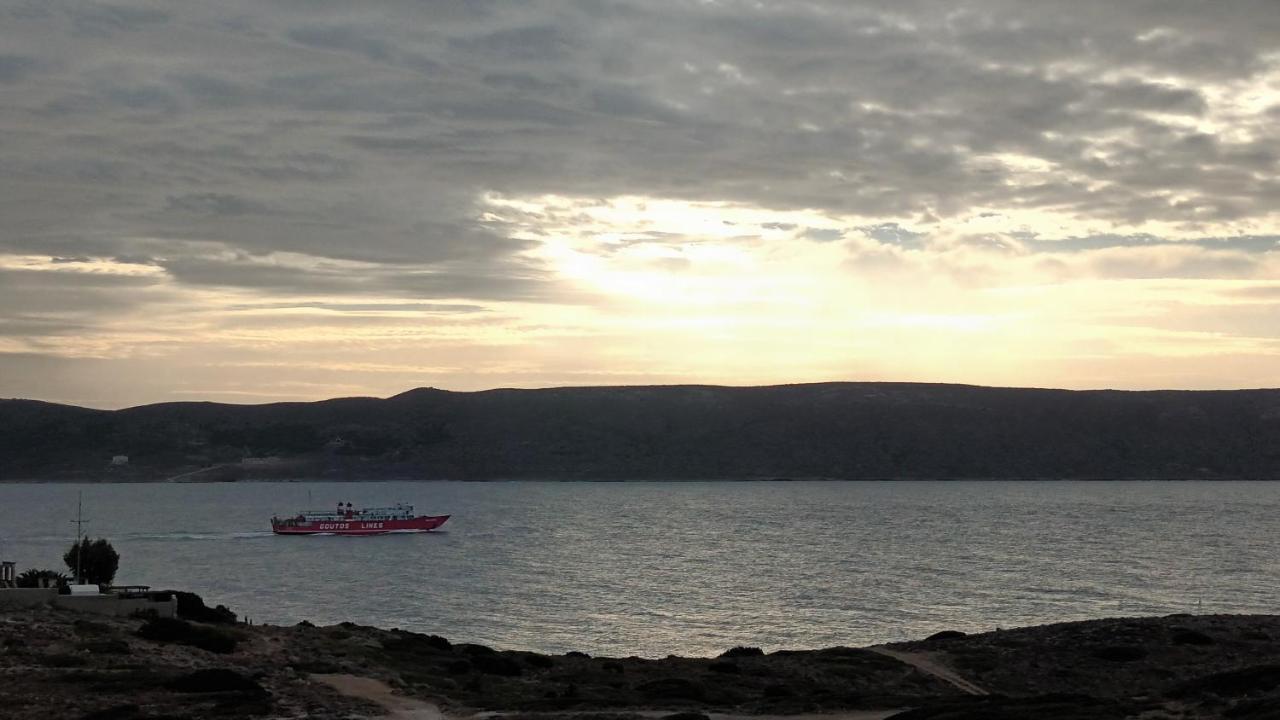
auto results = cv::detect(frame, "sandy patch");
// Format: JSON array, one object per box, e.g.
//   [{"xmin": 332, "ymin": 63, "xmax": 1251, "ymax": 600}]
[
  {"xmin": 869, "ymin": 647, "xmax": 988, "ymax": 696},
  {"xmin": 313, "ymin": 673, "xmax": 448, "ymax": 720}
]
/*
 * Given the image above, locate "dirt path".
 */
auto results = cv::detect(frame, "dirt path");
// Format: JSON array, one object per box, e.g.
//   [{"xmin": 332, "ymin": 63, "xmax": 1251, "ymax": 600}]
[
  {"xmin": 869, "ymin": 647, "xmax": 989, "ymax": 696},
  {"xmin": 313, "ymin": 674, "xmax": 449, "ymax": 720}
]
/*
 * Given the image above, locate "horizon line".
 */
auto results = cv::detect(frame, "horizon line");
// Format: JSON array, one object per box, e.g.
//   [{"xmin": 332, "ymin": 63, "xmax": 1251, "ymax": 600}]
[{"xmin": 7, "ymin": 379, "xmax": 1280, "ymax": 412}]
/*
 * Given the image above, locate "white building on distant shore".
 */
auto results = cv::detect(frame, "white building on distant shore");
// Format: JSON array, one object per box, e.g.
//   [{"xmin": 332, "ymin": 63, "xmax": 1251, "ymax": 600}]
[{"xmin": 111, "ymin": 455, "xmax": 129, "ymax": 466}]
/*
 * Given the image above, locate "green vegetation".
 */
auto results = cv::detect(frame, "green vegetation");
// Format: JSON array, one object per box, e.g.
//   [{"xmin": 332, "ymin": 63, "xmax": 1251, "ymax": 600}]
[
  {"xmin": 64, "ymin": 537, "xmax": 120, "ymax": 585},
  {"xmin": 168, "ymin": 590, "xmax": 238, "ymax": 624},
  {"xmin": 135, "ymin": 617, "xmax": 241, "ymax": 654},
  {"xmin": 15, "ymin": 569, "xmax": 70, "ymax": 588}
]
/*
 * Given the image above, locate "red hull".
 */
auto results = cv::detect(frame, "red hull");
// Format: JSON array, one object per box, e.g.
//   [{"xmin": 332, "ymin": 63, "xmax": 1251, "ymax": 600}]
[{"xmin": 272, "ymin": 514, "xmax": 449, "ymax": 535}]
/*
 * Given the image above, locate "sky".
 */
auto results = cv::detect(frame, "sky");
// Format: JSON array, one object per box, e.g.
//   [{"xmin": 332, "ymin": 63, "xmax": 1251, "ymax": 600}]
[{"xmin": 2, "ymin": 0, "xmax": 1279, "ymax": 408}]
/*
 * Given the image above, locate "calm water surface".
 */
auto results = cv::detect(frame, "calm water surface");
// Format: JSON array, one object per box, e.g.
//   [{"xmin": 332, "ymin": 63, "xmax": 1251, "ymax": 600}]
[{"xmin": 1, "ymin": 480, "xmax": 1276, "ymax": 657}]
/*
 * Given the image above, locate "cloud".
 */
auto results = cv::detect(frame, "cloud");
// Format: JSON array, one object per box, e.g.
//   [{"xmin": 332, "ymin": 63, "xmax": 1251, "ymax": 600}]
[
  {"xmin": 0, "ymin": 314, "xmax": 88, "ymax": 337},
  {"xmin": 10, "ymin": 1, "xmax": 1280, "ymax": 257},
  {"xmin": 1031, "ymin": 234, "xmax": 1280, "ymax": 254},
  {"xmin": 447, "ymin": 24, "xmax": 577, "ymax": 64},
  {"xmin": 226, "ymin": 301, "xmax": 487, "ymax": 314},
  {"xmin": 859, "ymin": 224, "xmax": 925, "ymax": 249},
  {"xmin": 165, "ymin": 193, "xmax": 275, "ymax": 217},
  {"xmin": 1083, "ymin": 245, "xmax": 1262, "ymax": 280},
  {"xmin": 3, "ymin": 0, "xmax": 1280, "ymax": 402},
  {"xmin": 1226, "ymin": 284, "xmax": 1280, "ymax": 300},
  {"xmin": 0, "ymin": 54, "xmax": 38, "ymax": 83},
  {"xmin": 68, "ymin": 3, "xmax": 170, "ymax": 37},
  {"xmin": 801, "ymin": 228, "xmax": 844, "ymax": 243},
  {"xmin": 287, "ymin": 25, "xmax": 395, "ymax": 62},
  {"xmin": 148, "ymin": 247, "xmax": 574, "ymax": 303}
]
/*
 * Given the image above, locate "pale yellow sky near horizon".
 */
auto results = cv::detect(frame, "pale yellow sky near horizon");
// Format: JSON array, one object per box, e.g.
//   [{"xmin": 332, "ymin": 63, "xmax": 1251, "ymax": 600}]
[{"xmin": 4, "ymin": 189, "xmax": 1279, "ymax": 409}]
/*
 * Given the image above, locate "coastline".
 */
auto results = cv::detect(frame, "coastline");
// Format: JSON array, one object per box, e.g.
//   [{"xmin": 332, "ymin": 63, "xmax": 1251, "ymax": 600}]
[{"xmin": 5, "ymin": 600, "xmax": 1280, "ymax": 720}]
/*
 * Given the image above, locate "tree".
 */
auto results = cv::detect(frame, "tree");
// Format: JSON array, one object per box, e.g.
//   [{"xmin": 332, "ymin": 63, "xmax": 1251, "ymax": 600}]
[
  {"xmin": 63, "ymin": 537, "xmax": 120, "ymax": 585},
  {"xmin": 15, "ymin": 569, "xmax": 69, "ymax": 589}
]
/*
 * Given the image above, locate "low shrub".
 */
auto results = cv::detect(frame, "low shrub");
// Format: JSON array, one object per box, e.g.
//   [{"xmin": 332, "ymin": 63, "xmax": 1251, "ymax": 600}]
[
  {"xmin": 719, "ymin": 646, "xmax": 764, "ymax": 658},
  {"xmin": 763, "ymin": 683, "xmax": 794, "ymax": 698},
  {"xmin": 1171, "ymin": 629, "xmax": 1214, "ymax": 646},
  {"xmin": 524, "ymin": 653, "xmax": 555, "ymax": 669},
  {"xmin": 472, "ymin": 654, "xmax": 523, "ymax": 676},
  {"xmin": 1168, "ymin": 664, "xmax": 1280, "ymax": 698},
  {"xmin": 382, "ymin": 632, "xmax": 453, "ymax": 655},
  {"xmin": 166, "ymin": 591, "xmax": 238, "ymax": 624},
  {"xmin": 72, "ymin": 619, "xmax": 113, "ymax": 637},
  {"xmin": 289, "ymin": 660, "xmax": 342, "ymax": 674},
  {"xmin": 637, "ymin": 677, "xmax": 705, "ymax": 701},
  {"xmin": 136, "ymin": 617, "xmax": 238, "ymax": 654},
  {"xmin": 167, "ymin": 668, "xmax": 266, "ymax": 695},
  {"xmin": 80, "ymin": 640, "xmax": 131, "ymax": 655}
]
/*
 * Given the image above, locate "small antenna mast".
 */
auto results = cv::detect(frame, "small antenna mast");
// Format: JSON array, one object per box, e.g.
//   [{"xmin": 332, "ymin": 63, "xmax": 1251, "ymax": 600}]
[{"xmin": 70, "ymin": 491, "xmax": 89, "ymax": 584}]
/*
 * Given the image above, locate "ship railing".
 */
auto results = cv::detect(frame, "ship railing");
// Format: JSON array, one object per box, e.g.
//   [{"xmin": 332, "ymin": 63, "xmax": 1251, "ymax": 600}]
[
  {"xmin": 293, "ymin": 506, "xmax": 416, "ymax": 520},
  {"xmin": 358, "ymin": 506, "xmax": 414, "ymax": 515}
]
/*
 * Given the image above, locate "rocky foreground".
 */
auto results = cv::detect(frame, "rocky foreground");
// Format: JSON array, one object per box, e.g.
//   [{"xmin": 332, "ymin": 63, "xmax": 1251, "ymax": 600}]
[{"xmin": 3, "ymin": 602, "xmax": 1280, "ymax": 720}]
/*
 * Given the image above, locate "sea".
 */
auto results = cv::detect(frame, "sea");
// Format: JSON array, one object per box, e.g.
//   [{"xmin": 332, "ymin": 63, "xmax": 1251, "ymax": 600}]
[{"xmin": 0, "ymin": 480, "xmax": 1276, "ymax": 658}]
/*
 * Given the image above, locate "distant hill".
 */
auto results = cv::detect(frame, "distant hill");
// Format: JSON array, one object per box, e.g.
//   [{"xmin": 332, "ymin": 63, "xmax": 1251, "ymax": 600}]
[{"xmin": 2, "ymin": 383, "xmax": 1279, "ymax": 480}]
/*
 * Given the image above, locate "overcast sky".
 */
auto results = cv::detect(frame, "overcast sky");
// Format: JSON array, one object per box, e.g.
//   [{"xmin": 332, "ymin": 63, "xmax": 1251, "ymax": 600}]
[{"xmin": 2, "ymin": 0, "xmax": 1278, "ymax": 407}]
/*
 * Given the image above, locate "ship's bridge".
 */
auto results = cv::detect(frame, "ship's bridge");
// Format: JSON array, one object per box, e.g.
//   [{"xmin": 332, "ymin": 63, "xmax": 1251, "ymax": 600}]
[{"xmin": 296, "ymin": 502, "xmax": 415, "ymax": 521}]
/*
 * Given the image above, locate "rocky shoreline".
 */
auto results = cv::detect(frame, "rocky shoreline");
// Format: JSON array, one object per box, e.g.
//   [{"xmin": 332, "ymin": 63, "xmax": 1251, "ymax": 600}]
[{"xmin": 3, "ymin": 602, "xmax": 1280, "ymax": 719}]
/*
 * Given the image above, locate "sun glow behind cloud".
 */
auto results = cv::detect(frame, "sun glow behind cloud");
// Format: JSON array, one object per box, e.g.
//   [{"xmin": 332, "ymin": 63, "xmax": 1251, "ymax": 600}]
[{"xmin": 480, "ymin": 192, "xmax": 1280, "ymax": 389}]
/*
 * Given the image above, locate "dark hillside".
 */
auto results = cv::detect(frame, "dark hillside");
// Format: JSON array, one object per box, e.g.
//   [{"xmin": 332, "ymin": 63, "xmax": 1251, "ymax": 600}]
[{"xmin": 2, "ymin": 383, "xmax": 1279, "ymax": 480}]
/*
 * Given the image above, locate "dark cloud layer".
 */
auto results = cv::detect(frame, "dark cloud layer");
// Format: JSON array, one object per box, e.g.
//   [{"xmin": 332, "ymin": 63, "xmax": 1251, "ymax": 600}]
[{"xmin": 5, "ymin": 2, "xmax": 1277, "ymax": 271}]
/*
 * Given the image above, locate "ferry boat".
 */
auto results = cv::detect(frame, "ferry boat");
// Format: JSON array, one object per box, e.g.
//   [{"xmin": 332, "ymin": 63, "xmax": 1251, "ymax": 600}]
[{"xmin": 271, "ymin": 502, "xmax": 449, "ymax": 535}]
